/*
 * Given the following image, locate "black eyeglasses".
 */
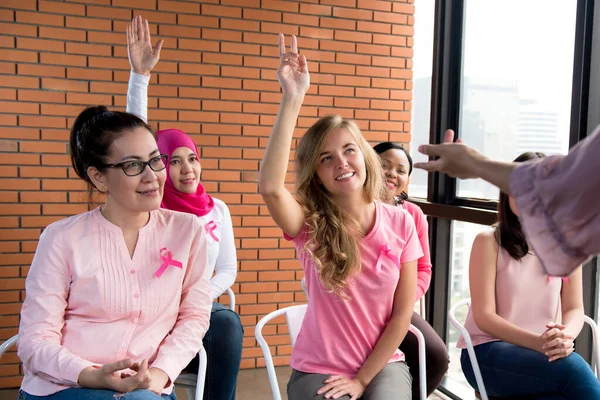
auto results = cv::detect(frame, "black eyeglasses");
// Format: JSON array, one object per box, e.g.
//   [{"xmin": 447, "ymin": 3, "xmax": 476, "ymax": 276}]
[{"xmin": 102, "ymin": 154, "xmax": 168, "ymax": 177}]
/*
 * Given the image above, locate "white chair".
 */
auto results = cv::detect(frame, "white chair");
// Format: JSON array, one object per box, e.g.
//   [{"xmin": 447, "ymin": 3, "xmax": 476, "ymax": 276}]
[
  {"xmin": 448, "ymin": 298, "xmax": 600, "ymax": 400},
  {"xmin": 255, "ymin": 303, "xmax": 427, "ymax": 400},
  {"xmin": 0, "ymin": 287, "xmax": 237, "ymax": 400}
]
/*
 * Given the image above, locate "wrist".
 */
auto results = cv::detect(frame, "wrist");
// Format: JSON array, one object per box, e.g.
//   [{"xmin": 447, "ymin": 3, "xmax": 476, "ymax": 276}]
[
  {"xmin": 281, "ymin": 92, "xmax": 305, "ymax": 107},
  {"xmin": 77, "ymin": 366, "xmax": 100, "ymax": 388},
  {"xmin": 149, "ymin": 367, "xmax": 170, "ymax": 388},
  {"xmin": 354, "ymin": 376, "xmax": 368, "ymax": 389},
  {"xmin": 132, "ymin": 69, "xmax": 151, "ymax": 77}
]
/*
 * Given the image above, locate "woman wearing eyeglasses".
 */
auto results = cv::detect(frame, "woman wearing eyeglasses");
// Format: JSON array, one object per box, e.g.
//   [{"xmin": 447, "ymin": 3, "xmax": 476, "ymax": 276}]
[
  {"xmin": 16, "ymin": 105, "xmax": 213, "ymax": 400},
  {"xmin": 124, "ymin": 16, "xmax": 243, "ymax": 400}
]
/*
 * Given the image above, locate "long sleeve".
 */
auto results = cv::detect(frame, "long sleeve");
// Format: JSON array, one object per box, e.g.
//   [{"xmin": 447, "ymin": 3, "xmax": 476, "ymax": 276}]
[
  {"xmin": 126, "ymin": 71, "xmax": 149, "ymax": 124},
  {"xmin": 210, "ymin": 205, "xmax": 238, "ymax": 300},
  {"xmin": 150, "ymin": 224, "xmax": 212, "ymax": 384},
  {"xmin": 414, "ymin": 210, "xmax": 432, "ymax": 301},
  {"xmin": 17, "ymin": 226, "xmax": 96, "ymax": 387},
  {"xmin": 510, "ymin": 125, "xmax": 600, "ymax": 277}
]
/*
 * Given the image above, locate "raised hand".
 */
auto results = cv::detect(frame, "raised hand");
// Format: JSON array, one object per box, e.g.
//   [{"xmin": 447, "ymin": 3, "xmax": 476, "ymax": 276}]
[
  {"xmin": 276, "ymin": 33, "xmax": 310, "ymax": 96},
  {"xmin": 126, "ymin": 15, "xmax": 163, "ymax": 76}
]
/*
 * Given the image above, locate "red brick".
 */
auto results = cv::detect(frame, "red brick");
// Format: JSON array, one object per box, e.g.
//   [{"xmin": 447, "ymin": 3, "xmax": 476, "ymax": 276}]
[
  {"xmin": 40, "ymin": 26, "xmax": 85, "ymax": 42},
  {"xmin": 19, "ymin": 115, "xmax": 66, "ymax": 128},
  {"xmin": 177, "ymin": 14, "xmax": 219, "ymax": 28},
  {"xmin": 0, "ymin": 100, "xmax": 38, "ymax": 115},
  {"xmin": 243, "ymin": 9, "xmax": 281, "ymax": 22},
  {"xmin": 392, "ymin": 3, "xmax": 415, "ymax": 14},
  {"xmin": 18, "ymin": 64, "xmax": 65, "ymax": 80},
  {"xmin": 357, "ymin": 0, "xmax": 391, "ymax": 11},
  {"xmin": 17, "ymin": 38, "xmax": 64, "ymax": 53},
  {"xmin": 41, "ymin": 78, "xmax": 87, "ymax": 93},
  {"xmin": 392, "ymin": 25, "xmax": 414, "ymax": 36},
  {"xmin": 202, "ymin": 4, "xmax": 242, "ymax": 18},
  {"xmin": 0, "ymin": 10, "xmax": 14, "ymax": 22},
  {"xmin": 333, "ymin": 7, "xmax": 371, "ymax": 20},
  {"xmin": 336, "ymin": 52, "xmax": 371, "ymax": 66},
  {"xmin": 112, "ymin": 0, "xmax": 156, "ymax": 9},
  {"xmin": 158, "ymin": 0, "xmax": 199, "ymax": 13},
  {"xmin": 2, "ymin": 0, "xmax": 36, "ymax": 10},
  {"xmin": 320, "ymin": 17, "xmax": 356, "ymax": 31},
  {"xmin": 39, "ymin": 0, "xmax": 85, "ymax": 15},
  {"xmin": 87, "ymin": 5, "xmax": 131, "ymax": 20},
  {"xmin": 40, "ymin": 53, "xmax": 86, "ymax": 67},
  {"xmin": 0, "ymin": 22, "xmax": 37, "ymax": 37},
  {"xmin": 66, "ymin": 43, "xmax": 111, "ymax": 56},
  {"xmin": 357, "ymin": 43, "xmax": 391, "ymax": 56},
  {"xmin": 0, "ymin": 49, "xmax": 37, "ymax": 63}
]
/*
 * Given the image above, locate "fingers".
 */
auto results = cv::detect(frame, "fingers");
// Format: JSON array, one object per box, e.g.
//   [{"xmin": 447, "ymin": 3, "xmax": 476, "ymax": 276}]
[
  {"xmin": 154, "ymin": 39, "xmax": 164, "ymax": 56},
  {"xmin": 324, "ymin": 375, "xmax": 343, "ymax": 384},
  {"xmin": 299, "ymin": 54, "xmax": 309, "ymax": 74},
  {"xmin": 417, "ymin": 143, "xmax": 442, "ymax": 157},
  {"xmin": 443, "ymin": 129, "xmax": 455, "ymax": 143},
  {"xmin": 278, "ymin": 33, "xmax": 286, "ymax": 56},
  {"xmin": 134, "ymin": 15, "xmax": 144, "ymax": 42},
  {"xmin": 102, "ymin": 358, "xmax": 133, "ymax": 374},
  {"xmin": 414, "ymin": 158, "xmax": 443, "ymax": 172},
  {"xmin": 291, "ymin": 34, "xmax": 298, "ymax": 54},
  {"xmin": 126, "ymin": 25, "xmax": 132, "ymax": 47},
  {"xmin": 144, "ymin": 18, "xmax": 151, "ymax": 44}
]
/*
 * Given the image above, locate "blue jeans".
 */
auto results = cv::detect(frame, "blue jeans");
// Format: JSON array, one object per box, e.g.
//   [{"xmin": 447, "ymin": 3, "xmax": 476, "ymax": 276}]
[
  {"xmin": 19, "ymin": 389, "xmax": 176, "ymax": 400},
  {"xmin": 185, "ymin": 302, "xmax": 244, "ymax": 400},
  {"xmin": 461, "ymin": 341, "xmax": 600, "ymax": 399}
]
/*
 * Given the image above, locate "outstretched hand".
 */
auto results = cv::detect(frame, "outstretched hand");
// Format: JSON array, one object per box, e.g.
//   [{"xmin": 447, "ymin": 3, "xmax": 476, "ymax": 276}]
[
  {"xmin": 126, "ymin": 15, "xmax": 163, "ymax": 76},
  {"xmin": 414, "ymin": 129, "xmax": 486, "ymax": 179},
  {"xmin": 276, "ymin": 33, "xmax": 310, "ymax": 97}
]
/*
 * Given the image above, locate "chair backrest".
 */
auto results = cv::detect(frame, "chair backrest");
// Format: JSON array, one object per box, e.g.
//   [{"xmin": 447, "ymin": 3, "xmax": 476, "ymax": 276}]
[{"xmin": 285, "ymin": 304, "xmax": 307, "ymax": 347}]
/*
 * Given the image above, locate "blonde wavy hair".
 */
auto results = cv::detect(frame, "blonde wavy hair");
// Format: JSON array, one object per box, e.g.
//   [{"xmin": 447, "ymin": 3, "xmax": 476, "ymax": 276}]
[{"xmin": 295, "ymin": 115, "xmax": 386, "ymax": 297}]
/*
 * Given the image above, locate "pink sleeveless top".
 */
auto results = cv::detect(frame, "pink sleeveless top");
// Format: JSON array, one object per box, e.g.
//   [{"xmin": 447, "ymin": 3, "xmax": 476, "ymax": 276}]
[{"xmin": 457, "ymin": 243, "xmax": 562, "ymax": 348}]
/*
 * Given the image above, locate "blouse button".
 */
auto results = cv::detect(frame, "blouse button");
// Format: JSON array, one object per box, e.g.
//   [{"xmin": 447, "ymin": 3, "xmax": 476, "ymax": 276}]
[
  {"xmin": 130, "ymin": 269, "xmax": 135, "ymax": 274},
  {"xmin": 133, "ymin": 293, "xmax": 139, "ymax": 298}
]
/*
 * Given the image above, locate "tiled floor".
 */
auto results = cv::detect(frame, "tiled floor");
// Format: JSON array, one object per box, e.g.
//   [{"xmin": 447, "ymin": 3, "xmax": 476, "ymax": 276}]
[{"xmin": 0, "ymin": 367, "xmax": 446, "ymax": 399}]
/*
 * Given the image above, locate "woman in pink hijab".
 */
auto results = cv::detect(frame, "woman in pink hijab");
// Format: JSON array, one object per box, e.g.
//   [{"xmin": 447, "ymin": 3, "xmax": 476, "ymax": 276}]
[{"xmin": 125, "ymin": 16, "xmax": 243, "ymax": 400}]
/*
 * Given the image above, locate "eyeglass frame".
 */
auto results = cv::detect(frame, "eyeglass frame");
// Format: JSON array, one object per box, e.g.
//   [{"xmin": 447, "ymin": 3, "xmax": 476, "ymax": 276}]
[{"xmin": 101, "ymin": 154, "xmax": 169, "ymax": 177}]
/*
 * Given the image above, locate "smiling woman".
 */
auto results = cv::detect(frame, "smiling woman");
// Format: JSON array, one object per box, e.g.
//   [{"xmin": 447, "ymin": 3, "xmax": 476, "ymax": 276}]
[
  {"xmin": 259, "ymin": 34, "xmax": 420, "ymax": 400},
  {"xmin": 16, "ymin": 105, "xmax": 213, "ymax": 400}
]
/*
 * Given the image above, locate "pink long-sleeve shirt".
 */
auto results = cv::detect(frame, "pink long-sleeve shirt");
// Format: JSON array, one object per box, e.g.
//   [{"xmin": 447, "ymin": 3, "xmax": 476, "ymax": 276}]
[
  {"xmin": 401, "ymin": 201, "xmax": 432, "ymax": 300},
  {"xmin": 18, "ymin": 207, "xmax": 212, "ymax": 396},
  {"xmin": 510, "ymin": 125, "xmax": 600, "ymax": 277}
]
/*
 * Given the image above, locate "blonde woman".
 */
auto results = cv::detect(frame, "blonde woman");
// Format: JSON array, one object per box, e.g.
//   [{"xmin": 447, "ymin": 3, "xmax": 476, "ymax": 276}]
[{"xmin": 259, "ymin": 34, "xmax": 421, "ymax": 400}]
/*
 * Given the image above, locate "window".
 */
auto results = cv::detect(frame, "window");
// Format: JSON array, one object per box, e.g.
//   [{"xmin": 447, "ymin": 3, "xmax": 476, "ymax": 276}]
[
  {"xmin": 456, "ymin": 0, "xmax": 577, "ymax": 200},
  {"xmin": 446, "ymin": 221, "xmax": 487, "ymax": 394},
  {"xmin": 409, "ymin": 0, "xmax": 435, "ymax": 199}
]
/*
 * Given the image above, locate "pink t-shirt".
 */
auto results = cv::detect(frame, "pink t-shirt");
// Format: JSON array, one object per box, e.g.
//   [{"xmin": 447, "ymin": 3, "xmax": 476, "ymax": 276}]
[{"xmin": 287, "ymin": 201, "xmax": 423, "ymax": 379}]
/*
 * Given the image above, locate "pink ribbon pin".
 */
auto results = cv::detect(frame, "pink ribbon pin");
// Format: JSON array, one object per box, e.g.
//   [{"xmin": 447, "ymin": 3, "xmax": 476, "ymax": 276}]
[
  {"xmin": 547, "ymin": 276, "xmax": 569, "ymax": 284},
  {"xmin": 205, "ymin": 221, "xmax": 220, "ymax": 242},
  {"xmin": 375, "ymin": 243, "xmax": 400, "ymax": 271},
  {"xmin": 155, "ymin": 247, "xmax": 183, "ymax": 278}
]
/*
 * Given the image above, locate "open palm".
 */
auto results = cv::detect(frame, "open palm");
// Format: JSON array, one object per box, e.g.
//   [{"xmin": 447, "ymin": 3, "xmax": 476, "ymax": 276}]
[
  {"xmin": 126, "ymin": 15, "xmax": 163, "ymax": 76},
  {"xmin": 276, "ymin": 34, "xmax": 310, "ymax": 96}
]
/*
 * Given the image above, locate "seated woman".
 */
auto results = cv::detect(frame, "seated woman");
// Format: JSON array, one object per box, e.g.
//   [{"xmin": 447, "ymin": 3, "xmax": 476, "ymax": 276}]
[
  {"xmin": 459, "ymin": 152, "xmax": 600, "ymax": 399},
  {"xmin": 17, "ymin": 105, "xmax": 212, "ymax": 400},
  {"xmin": 373, "ymin": 142, "xmax": 449, "ymax": 399},
  {"xmin": 124, "ymin": 16, "xmax": 243, "ymax": 400},
  {"xmin": 260, "ymin": 34, "xmax": 420, "ymax": 400}
]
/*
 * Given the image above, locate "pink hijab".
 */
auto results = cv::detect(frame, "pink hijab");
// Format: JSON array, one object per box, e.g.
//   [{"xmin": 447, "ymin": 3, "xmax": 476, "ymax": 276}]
[{"xmin": 156, "ymin": 129, "xmax": 214, "ymax": 217}]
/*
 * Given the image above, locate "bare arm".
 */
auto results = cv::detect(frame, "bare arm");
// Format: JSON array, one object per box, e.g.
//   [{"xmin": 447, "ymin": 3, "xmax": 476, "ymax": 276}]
[
  {"xmin": 258, "ymin": 34, "xmax": 308, "ymax": 238},
  {"xmin": 355, "ymin": 259, "xmax": 417, "ymax": 387}
]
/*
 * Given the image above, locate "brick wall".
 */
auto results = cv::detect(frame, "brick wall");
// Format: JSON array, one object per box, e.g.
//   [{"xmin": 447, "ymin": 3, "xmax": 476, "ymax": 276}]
[{"xmin": 0, "ymin": 0, "xmax": 414, "ymax": 388}]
